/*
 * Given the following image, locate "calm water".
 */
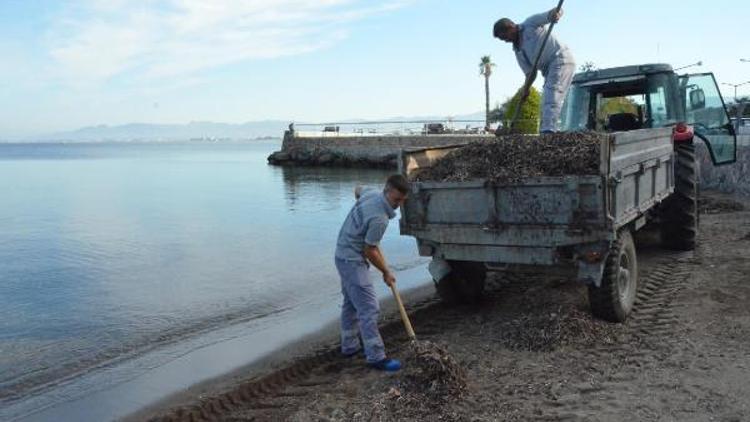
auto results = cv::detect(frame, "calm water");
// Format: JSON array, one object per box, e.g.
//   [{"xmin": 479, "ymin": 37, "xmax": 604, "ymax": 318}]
[{"xmin": 0, "ymin": 141, "xmax": 425, "ymax": 418}]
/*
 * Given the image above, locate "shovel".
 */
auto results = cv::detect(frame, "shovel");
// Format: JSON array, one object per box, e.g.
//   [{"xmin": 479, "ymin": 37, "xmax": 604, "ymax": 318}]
[
  {"xmin": 499, "ymin": 0, "xmax": 565, "ymax": 135},
  {"xmin": 389, "ymin": 283, "xmax": 416, "ymax": 340}
]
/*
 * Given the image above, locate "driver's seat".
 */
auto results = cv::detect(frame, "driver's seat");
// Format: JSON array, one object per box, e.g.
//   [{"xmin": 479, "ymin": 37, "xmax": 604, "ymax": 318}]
[{"xmin": 608, "ymin": 113, "xmax": 640, "ymax": 131}]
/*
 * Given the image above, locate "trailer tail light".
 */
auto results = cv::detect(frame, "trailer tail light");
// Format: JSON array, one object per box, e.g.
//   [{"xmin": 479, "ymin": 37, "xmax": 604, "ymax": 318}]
[
  {"xmin": 583, "ymin": 251, "xmax": 603, "ymax": 263},
  {"xmin": 673, "ymin": 122, "xmax": 693, "ymax": 142}
]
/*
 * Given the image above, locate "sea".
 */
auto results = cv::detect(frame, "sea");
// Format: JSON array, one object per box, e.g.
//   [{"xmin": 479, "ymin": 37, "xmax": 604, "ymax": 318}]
[{"xmin": 0, "ymin": 140, "xmax": 430, "ymax": 421}]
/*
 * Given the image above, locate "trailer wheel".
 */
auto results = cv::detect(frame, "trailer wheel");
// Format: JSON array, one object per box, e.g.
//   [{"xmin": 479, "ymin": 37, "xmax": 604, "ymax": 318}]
[
  {"xmin": 588, "ymin": 230, "xmax": 638, "ymax": 322},
  {"xmin": 435, "ymin": 273, "xmax": 461, "ymax": 306},
  {"xmin": 453, "ymin": 261, "xmax": 487, "ymax": 303},
  {"xmin": 661, "ymin": 141, "xmax": 698, "ymax": 251},
  {"xmin": 435, "ymin": 261, "xmax": 486, "ymax": 305}
]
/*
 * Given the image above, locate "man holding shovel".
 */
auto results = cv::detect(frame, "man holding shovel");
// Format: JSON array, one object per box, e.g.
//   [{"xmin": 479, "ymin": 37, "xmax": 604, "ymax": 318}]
[
  {"xmin": 494, "ymin": 5, "xmax": 575, "ymax": 133},
  {"xmin": 334, "ymin": 175, "xmax": 410, "ymax": 372}
]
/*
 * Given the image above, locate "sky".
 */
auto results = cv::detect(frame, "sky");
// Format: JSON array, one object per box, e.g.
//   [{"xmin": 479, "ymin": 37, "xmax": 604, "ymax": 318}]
[{"xmin": 1, "ymin": 0, "xmax": 749, "ymax": 138}]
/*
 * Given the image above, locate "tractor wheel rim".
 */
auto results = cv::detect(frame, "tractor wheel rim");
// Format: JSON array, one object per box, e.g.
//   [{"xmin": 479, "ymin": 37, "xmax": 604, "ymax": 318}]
[{"xmin": 617, "ymin": 252, "xmax": 631, "ymax": 300}]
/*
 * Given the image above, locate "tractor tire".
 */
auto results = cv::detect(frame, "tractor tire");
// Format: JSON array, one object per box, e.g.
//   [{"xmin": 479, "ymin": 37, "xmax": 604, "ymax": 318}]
[
  {"xmin": 435, "ymin": 273, "xmax": 462, "ymax": 306},
  {"xmin": 588, "ymin": 230, "xmax": 638, "ymax": 322},
  {"xmin": 661, "ymin": 141, "xmax": 698, "ymax": 251},
  {"xmin": 435, "ymin": 261, "xmax": 487, "ymax": 305}
]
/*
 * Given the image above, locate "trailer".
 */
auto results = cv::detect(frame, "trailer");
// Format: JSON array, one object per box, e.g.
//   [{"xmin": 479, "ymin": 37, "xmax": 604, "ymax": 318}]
[{"xmin": 399, "ymin": 64, "xmax": 737, "ymax": 322}]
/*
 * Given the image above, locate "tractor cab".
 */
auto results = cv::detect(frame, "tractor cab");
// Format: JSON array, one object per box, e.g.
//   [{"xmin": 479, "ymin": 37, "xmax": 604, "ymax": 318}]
[{"xmin": 560, "ymin": 63, "xmax": 737, "ymax": 165}]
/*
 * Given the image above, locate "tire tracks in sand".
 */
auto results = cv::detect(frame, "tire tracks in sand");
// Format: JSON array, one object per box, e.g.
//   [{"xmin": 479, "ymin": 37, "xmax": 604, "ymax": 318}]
[
  {"xmin": 530, "ymin": 252, "xmax": 695, "ymax": 421},
  {"xmin": 150, "ymin": 245, "xmax": 709, "ymax": 422}
]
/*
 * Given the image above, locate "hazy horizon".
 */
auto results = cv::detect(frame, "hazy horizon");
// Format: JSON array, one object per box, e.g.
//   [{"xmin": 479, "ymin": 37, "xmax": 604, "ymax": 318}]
[{"xmin": 2, "ymin": 0, "xmax": 749, "ymax": 138}]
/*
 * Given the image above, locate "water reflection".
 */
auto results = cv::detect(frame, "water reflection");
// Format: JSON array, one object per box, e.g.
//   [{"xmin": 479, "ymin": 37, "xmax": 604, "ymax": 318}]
[{"xmin": 280, "ymin": 165, "xmax": 393, "ymax": 212}]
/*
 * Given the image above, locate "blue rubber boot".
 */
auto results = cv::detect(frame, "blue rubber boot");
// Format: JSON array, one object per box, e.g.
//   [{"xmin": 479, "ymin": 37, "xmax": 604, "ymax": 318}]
[{"xmin": 368, "ymin": 358, "xmax": 402, "ymax": 372}]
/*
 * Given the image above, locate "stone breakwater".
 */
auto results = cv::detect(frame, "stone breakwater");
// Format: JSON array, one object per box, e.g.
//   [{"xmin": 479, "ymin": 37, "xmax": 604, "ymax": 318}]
[
  {"xmin": 267, "ymin": 131, "xmax": 492, "ymax": 168},
  {"xmin": 697, "ymin": 136, "xmax": 750, "ymax": 197}
]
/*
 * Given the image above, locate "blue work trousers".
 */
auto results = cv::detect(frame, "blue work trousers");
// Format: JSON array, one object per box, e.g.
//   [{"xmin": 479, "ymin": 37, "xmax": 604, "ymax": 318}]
[
  {"xmin": 334, "ymin": 257, "xmax": 385, "ymax": 363},
  {"xmin": 541, "ymin": 54, "xmax": 576, "ymax": 132}
]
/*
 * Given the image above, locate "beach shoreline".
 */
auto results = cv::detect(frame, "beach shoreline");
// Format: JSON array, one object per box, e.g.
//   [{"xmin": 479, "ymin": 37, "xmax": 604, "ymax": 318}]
[
  {"xmin": 123, "ymin": 283, "xmax": 437, "ymax": 422},
  {"xmin": 133, "ymin": 191, "xmax": 750, "ymax": 422}
]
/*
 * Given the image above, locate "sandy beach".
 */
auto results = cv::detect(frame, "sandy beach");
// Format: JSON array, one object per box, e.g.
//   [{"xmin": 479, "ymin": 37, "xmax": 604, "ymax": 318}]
[{"xmin": 133, "ymin": 191, "xmax": 750, "ymax": 422}]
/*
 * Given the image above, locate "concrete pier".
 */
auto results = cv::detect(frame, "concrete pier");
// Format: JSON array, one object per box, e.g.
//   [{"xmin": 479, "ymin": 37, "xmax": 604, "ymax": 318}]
[{"xmin": 267, "ymin": 130, "xmax": 492, "ymax": 168}]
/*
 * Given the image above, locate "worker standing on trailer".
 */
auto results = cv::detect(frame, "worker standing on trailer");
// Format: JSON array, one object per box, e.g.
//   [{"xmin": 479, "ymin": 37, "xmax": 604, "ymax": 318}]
[
  {"xmin": 334, "ymin": 175, "xmax": 410, "ymax": 372},
  {"xmin": 493, "ymin": 7, "xmax": 576, "ymax": 133}
]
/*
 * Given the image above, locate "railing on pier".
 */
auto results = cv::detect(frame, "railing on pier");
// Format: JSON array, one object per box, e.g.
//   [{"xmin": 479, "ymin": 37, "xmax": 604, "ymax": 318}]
[{"xmin": 287, "ymin": 120, "xmax": 538, "ymax": 137}]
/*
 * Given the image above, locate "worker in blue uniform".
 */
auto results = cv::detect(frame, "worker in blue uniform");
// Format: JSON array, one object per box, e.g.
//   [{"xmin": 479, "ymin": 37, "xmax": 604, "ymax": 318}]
[
  {"xmin": 494, "ymin": 7, "xmax": 576, "ymax": 132},
  {"xmin": 334, "ymin": 175, "xmax": 410, "ymax": 371}
]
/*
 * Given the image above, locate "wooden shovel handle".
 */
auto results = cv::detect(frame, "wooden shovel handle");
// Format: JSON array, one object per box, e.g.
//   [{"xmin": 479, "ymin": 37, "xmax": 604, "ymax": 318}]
[{"xmin": 390, "ymin": 284, "xmax": 416, "ymax": 340}]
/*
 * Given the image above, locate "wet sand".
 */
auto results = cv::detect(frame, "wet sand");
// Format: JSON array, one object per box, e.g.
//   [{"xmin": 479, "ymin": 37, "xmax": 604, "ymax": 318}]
[
  {"xmin": 135, "ymin": 191, "xmax": 750, "ymax": 422},
  {"xmin": 122, "ymin": 284, "xmax": 437, "ymax": 422}
]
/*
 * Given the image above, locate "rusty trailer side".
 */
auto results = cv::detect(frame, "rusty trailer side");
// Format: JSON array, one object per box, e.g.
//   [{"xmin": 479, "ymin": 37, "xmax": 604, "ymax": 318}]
[{"xmin": 398, "ymin": 128, "xmax": 675, "ymax": 285}]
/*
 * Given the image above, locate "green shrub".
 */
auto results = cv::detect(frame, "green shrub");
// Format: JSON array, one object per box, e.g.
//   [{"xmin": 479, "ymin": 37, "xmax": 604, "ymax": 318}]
[{"xmin": 501, "ymin": 87, "xmax": 541, "ymax": 134}]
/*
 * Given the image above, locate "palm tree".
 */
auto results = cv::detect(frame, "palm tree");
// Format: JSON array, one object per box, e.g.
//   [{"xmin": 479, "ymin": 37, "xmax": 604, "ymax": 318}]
[
  {"xmin": 579, "ymin": 61, "xmax": 597, "ymax": 72},
  {"xmin": 479, "ymin": 56, "xmax": 496, "ymax": 128}
]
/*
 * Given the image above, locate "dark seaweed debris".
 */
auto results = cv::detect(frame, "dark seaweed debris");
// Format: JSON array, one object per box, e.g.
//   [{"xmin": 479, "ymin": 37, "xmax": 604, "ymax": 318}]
[
  {"xmin": 406, "ymin": 340, "xmax": 467, "ymax": 398},
  {"xmin": 414, "ymin": 132, "xmax": 605, "ymax": 183},
  {"xmin": 495, "ymin": 305, "xmax": 623, "ymax": 352},
  {"xmin": 699, "ymin": 196, "xmax": 745, "ymax": 214}
]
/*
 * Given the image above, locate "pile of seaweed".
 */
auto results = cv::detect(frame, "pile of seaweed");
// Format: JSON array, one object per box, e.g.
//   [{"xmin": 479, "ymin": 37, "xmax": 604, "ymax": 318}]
[
  {"xmin": 413, "ymin": 132, "xmax": 604, "ymax": 183},
  {"xmin": 494, "ymin": 305, "xmax": 624, "ymax": 352},
  {"xmin": 405, "ymin": 340, "xmax": 468, "ymax": 398}
]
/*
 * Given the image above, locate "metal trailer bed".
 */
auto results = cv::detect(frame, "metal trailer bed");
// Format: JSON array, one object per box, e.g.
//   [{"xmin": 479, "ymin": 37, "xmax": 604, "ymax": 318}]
[{"xmin": 399, "ymin": 128, "xmax": 676, "ymax": 320}]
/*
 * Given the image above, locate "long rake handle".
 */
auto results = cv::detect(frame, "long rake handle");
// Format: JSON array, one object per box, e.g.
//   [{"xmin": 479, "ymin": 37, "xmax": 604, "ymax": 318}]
[{"xmin": 390, "ymin": 284, "xmax": 416, "ymax": 340}]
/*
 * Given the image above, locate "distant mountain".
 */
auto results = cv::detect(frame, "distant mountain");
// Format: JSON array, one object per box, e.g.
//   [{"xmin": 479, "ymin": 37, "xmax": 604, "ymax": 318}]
[
  {"xmin": 32, "ymin": 120, "xmax": 291, "ymax": 142},
  {"xmin": 27, "ymin": 112, "xmax": 486, "ymax": 142}
]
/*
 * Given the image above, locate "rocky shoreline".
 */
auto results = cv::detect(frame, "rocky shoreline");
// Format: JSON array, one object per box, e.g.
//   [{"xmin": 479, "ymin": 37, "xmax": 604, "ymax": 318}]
[
  {"xmin": 698, "ymin": 141, "xmax": 750, "ymax": 196},
  {"xmin": 266, "ymin": 130, "xmax": 491, "ymax": 169},
  {"xmin": 267, "ymin": 148, "xmax": 398, "ymax": 168}
]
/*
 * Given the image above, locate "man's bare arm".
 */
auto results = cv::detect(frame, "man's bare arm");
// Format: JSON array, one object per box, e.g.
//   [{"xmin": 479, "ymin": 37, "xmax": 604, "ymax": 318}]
[{"xmin": 364, "ymin": 245, "xmax": 395, "ymax": 286}]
